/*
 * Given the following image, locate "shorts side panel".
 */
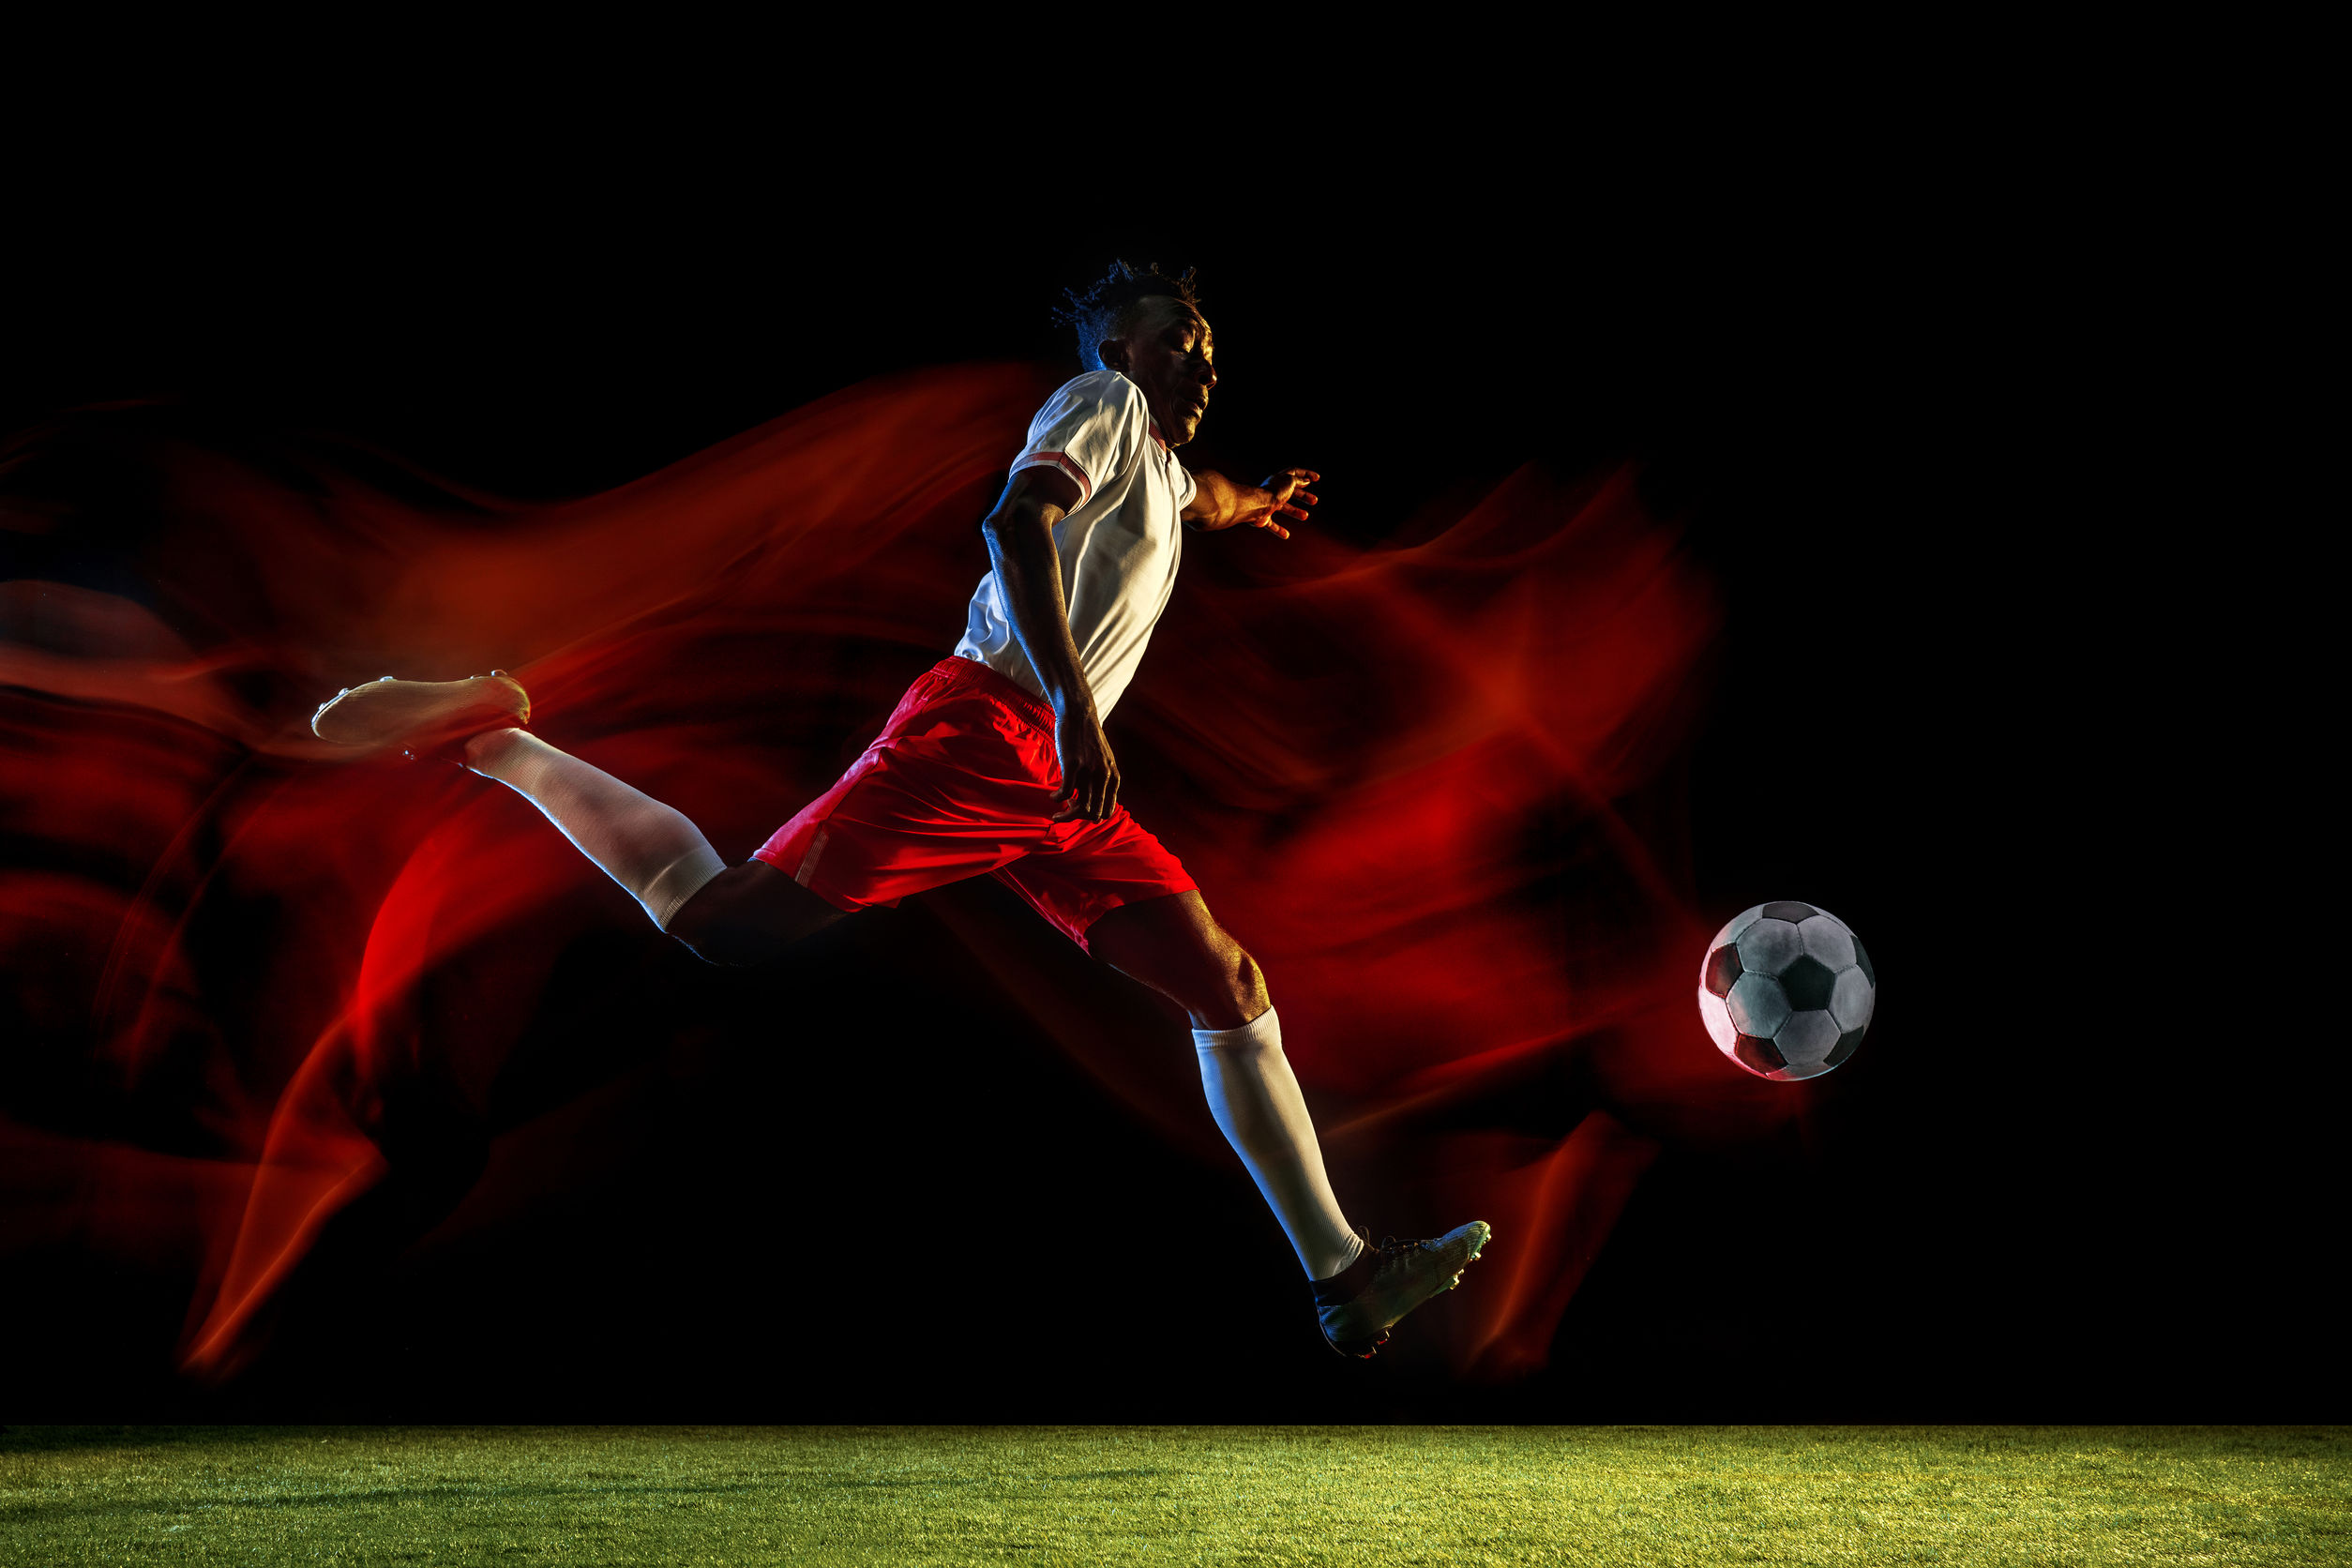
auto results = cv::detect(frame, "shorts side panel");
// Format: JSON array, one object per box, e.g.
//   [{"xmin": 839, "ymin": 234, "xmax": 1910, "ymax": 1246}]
[{"xmin": 752, "ymin": 760, "xmax": 896, "ymax": 912}]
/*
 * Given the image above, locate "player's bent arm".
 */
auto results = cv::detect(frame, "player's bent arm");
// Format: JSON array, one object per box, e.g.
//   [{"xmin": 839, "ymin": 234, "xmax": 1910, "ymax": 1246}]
[
  {"xmin": 979, "ymin": 467, "xmax": 1087, "ymax": 714},
  {"xmin": 978, "ymin": 467, "xmax": 1120, "ymax": 822},
  {"xmin": 1182, "ymin": 468, "xmax": 1320, "ymax": 540}
]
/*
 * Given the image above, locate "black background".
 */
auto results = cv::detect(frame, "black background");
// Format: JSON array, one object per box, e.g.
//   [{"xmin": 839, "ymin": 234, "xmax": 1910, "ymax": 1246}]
[{"xmin": 5, "ymin": 122, "xmax": 2333, "ymax": 1424}]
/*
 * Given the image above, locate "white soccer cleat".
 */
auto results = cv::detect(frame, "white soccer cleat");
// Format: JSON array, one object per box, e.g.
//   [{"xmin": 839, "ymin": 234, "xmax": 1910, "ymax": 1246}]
[
  {"xmin": 310, "ymin": 671, "xmax": 532, "ymax": 761},
  {"xmin": 1315, "ymin": 1221, "xmax": 1492, "ymax": 1359}
]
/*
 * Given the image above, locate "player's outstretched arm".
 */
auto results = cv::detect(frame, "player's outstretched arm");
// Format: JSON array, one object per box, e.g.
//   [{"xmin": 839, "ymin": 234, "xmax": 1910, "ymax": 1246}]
[
  {"xmin": 1183, "ymin": 468, "xmax": 1320, "ymax": 540},
  {"xmin": 979, "ymin": 466, "xmax": 1120, "ymax": 823}
]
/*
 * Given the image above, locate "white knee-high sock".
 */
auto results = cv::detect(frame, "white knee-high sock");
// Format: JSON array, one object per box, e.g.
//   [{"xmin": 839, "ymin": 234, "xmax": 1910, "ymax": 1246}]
[
  {"xmin": 1192, "ymin": 1006, "xmax": 1365, "ymax": 1281},
  {"xmin": 464, "ymin": 728, "xmax": 726, "ymax": 930}
]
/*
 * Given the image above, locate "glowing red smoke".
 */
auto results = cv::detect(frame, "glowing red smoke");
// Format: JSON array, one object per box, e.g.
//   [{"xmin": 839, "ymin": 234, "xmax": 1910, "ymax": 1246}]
[{"xmin": 0, "ymin": 366, "xmax": 1793, "ymax": 1385}]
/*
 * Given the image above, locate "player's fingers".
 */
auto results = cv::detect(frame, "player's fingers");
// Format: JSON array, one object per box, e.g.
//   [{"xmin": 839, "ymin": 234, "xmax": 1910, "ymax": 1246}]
[
  {"xmin": 1292, "ymin": 489, "xmax": 1318, "ymax": 506},
  {"xmin": 1062, "ymin": 769, "xmax": 1108, "ymax": 822}
]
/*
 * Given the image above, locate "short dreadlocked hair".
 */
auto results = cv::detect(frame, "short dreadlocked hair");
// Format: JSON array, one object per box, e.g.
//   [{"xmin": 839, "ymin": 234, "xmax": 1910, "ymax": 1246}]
[{"xmin": 1054, "ymin": 260, "xmax": 1202, "ymax": 372}]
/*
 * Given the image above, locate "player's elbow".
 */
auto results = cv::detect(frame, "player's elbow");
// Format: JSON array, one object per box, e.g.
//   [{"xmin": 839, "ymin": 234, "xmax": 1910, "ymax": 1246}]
[{"xmin": 980, "ymin": 496, "xmax": 1055, "ymax": 548}]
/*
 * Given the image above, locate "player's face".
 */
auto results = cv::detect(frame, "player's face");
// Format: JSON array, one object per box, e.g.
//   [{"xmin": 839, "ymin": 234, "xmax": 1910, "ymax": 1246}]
[{"xmin": 1108, "ymin": 301, "xmax": 1216, "ymax": 446}]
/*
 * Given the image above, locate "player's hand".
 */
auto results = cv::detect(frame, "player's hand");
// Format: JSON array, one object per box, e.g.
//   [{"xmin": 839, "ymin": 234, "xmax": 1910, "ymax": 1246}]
[
  {"xmin": 1050, "ymin": 707, "xmax": 1120, "ymax": 822},
  {"xmin": 1195, "ymin": 468, "xmax": 1318, "ymax": 538},
  {"xmin": 1243, "ymin": 468, "xmax": 1319, "ymax": 540}
]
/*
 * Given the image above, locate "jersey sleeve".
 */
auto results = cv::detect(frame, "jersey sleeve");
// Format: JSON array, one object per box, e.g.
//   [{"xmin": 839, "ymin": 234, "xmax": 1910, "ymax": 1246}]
[
  {"xmin": 1171, "ymin": 463, "xmax": 1198, "ymax": 513},
  {"xmin": 1008, "ymin": 373, "xmax": 1144, "ymax": 505}
]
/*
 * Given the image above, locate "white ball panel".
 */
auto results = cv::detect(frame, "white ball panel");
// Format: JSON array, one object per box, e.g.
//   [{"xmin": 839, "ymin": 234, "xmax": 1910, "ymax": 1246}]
[
  {"xmin": 1798, "ymin": 913, "xmax": 1855, "ymax": 969},
  {"xmin": 1715, "ymin": 905, "xmax": 1769, "ymax": 950},
  {"xmin": 1776, "ymin": 1008, "xmax": 1840, "ymax": 1066},
  {"xmin": 1726, "ymin": 972, "xmax": 1791, "ymax": 1038},
  {"xmin": 1735, "ymin": 918, "xmax": 1803, "ymax": 975},
  {"xmin": 1697, "ymin": 987, "xmax": 1737, "ymax": 1052},
  {"xmin": 1830, "ymin": 966, "xmax": 1876, "ymax": 1032},
  {"xmin": 1777, "ymin": 1060, "xmax": 1833, "ymax": 1080}
]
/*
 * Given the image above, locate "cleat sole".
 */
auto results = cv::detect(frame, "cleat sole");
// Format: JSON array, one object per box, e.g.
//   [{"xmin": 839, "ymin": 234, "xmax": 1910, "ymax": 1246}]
[{"xmin": 312, "ymin": 672, "xmax": 531, "ymax": 760}]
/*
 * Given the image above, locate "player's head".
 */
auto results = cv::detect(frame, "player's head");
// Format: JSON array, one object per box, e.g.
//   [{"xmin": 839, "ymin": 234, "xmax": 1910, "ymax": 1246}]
[{"xmin": 1057, "ymin": 261, "xmax": 1216, "ymax": 446}]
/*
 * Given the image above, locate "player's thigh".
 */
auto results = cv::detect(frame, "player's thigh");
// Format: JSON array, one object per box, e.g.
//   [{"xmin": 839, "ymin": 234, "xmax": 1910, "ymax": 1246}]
[
  {"xmin": 668, "ymin": 860, "xmax": 847, "ymax": 967},
  {"xmin": 1086, "ymin": 889, "xmax": 1268, "ymax": 1029}
]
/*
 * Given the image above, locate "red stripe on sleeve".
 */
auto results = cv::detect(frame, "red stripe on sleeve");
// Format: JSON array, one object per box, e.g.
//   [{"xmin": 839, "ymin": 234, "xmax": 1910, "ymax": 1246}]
[{"xmin": 1014, "ymin": 451, "xmax": 1092, "ymax": 501}]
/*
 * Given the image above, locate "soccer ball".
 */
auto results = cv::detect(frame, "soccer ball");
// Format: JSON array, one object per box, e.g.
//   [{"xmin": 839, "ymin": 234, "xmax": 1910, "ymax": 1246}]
[{"xmin": 1697, "ymin": 902, "xmax": 1876, "ymax": 1080}]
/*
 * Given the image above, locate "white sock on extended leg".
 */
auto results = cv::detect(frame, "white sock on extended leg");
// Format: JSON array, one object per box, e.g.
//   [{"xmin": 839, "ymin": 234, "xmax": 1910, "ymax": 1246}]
[
  {"xmin": 1192, "ymin": 1006, "xmax": 1365, "ymax": 1281},
  {"xmin": 464, "ymin": 728, "xmax": 726, "ymax": 930}
]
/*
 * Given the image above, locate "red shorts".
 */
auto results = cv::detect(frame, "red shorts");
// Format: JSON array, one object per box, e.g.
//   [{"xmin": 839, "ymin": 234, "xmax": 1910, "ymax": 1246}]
[{"xmin": 753, "ymin": 656, "xmax": 1196, "ymax": 949}]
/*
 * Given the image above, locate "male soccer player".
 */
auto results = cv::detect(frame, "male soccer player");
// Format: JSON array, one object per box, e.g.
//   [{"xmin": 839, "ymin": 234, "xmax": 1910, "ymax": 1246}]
[{"xmin": 311, "ymin": 263, "xmax": 1488, "ymax": 1358}]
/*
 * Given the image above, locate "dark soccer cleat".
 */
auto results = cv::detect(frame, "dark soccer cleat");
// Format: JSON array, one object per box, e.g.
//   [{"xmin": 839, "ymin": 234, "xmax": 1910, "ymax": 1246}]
[
  {"xmin": 1314, "ymin": 1220, "xmax": 1492, "ymax": 1359},
  {"xmin": 311, "ymin": 671, "xmax": 531, "ymax": 762}
]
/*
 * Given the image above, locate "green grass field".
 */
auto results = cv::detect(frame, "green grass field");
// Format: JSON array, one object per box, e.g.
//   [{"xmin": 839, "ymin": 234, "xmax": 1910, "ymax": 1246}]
[{"xmin": 2, "ymin": 1425, "xmax": 2343, "ymax": 1565}]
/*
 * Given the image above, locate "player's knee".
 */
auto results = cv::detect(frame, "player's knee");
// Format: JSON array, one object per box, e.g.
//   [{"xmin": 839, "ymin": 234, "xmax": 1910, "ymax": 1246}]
[{"xmin": 1217, "ymin": 941, "xmax": 1270, "ymax": 1026}]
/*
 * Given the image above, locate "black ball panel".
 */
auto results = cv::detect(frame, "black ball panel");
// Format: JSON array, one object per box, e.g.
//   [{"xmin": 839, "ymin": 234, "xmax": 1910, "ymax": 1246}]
[
  {"xmin": 1825, "ymin": 1027, "xmax": 1866, "ymax": 1069},
  {"xmin": 1850, "ymin": 931, "xmax": 1876, "ymax": 988},
  {"xmin": 1779, "ymin": 953, "xmax": 1836, "ymax": 1011},
  {"xmin": 1733, "ymin": 1033, "xmax": 1787, "ymax": 1075},
  {"xmin": 1760, "ymin": 900, "xmax": 1816, "ymax": 923},
  {"xmin": 1704, "ymin": 944, "xmax": 1743, "ymax": 998}
]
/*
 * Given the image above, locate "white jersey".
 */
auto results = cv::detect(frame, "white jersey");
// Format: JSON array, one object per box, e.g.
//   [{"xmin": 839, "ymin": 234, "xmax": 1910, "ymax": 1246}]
[{"xmin": 955, "ymin": 370, "xmax": 1197, "ymax": 719}]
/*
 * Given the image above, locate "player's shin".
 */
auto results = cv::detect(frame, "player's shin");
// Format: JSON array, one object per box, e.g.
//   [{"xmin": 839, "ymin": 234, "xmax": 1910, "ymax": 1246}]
[
  {"xmin": 1191, "ymin": 1007, "xmax": 1365, "ymax": 1282},
  {"xmin": 463, "ymin": 728, "xmax": 726, "ymax": 930}
]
